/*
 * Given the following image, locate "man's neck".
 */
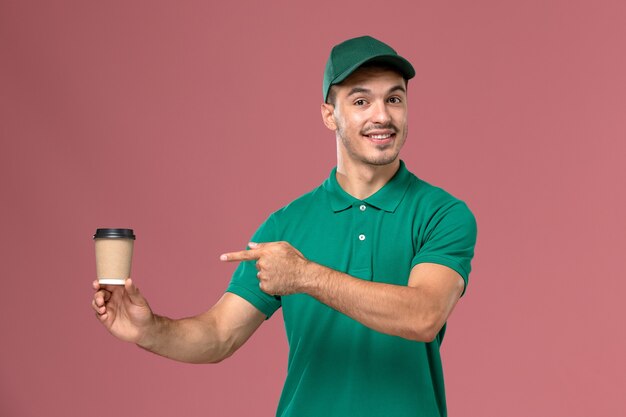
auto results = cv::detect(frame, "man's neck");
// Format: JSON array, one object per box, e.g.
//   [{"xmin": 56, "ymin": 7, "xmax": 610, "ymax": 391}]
[{"xmin": 335, "ymin": 158, "xmax": 400, "ymax": 200}]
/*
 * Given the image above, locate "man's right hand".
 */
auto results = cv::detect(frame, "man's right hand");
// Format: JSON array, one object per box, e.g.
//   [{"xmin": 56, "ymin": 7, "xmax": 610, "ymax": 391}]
[
  {"xmin": 91, "ymin": 278, "xmax": 266, "ymax": 363},
  {"xmin": 92, "ymin": 278, "xmax": 154, "ymax": 345}
]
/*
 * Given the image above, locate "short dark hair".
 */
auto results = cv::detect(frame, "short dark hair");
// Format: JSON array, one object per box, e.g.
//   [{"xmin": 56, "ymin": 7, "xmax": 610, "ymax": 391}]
[
  {"xmin": 324, "ymin": 62, "xmax": 408, "ymax": 106},
  {"xmin": 326, "ymin": 85, "xmax": 339, "ymax": 106}
]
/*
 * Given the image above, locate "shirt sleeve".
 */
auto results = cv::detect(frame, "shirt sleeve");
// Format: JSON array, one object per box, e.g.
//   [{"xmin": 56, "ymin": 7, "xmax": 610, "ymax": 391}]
[
  {"xmin": 226, "ymin": 215, "xmax": 282, "ymax": 318},
  {"xmin": 410, "ymin": 200, "xmax": 477, "ymax": 295}
]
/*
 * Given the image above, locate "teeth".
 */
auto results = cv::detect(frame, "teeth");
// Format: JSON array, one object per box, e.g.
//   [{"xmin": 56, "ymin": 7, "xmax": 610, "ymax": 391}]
[{"xmin": 369, "ymin": 134, "xmax": 391, "ymax": 139}]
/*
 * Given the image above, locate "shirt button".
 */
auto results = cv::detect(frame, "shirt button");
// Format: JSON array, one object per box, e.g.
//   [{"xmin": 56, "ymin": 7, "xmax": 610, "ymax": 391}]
[
  {"xmin": 358, "ymin": 234, "xmax": 366, "ymax": 241},
  {"xmin": 359, "ymin": 204, "xmax": 367, "ymax": 211}
]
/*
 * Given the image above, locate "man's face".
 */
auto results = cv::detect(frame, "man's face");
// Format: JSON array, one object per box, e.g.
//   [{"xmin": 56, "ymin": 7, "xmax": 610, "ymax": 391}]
[{"xmin": 323, "ymin": 67, "xmax": 408, "ymax": 168}]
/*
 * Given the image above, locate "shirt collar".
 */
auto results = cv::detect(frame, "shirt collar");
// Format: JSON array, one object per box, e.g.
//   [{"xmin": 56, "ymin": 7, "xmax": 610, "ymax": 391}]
[{"xmin": 323, "ymin": 160, "xmax": 412, "ymax": 213}]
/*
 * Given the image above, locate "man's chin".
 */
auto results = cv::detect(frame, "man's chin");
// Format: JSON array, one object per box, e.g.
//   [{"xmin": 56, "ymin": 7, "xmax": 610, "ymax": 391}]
[{"xmin": 364, "ymin": 153, "xmax": 401, "ymax": 167}]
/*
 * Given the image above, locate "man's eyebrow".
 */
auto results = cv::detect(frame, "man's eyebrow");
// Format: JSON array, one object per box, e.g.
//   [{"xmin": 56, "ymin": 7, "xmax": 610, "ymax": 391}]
[
  {"xmin": 347, "ymin": 87, "xmax": 371, "ymax": 97},
  {"xmin": 388, "ymin": 85, "xmax": 407, "ymax": 94}
]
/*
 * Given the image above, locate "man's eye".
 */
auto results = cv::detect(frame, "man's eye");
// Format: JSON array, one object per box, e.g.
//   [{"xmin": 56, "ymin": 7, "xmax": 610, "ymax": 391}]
[
  {"xmin": 388, "ymin": 97, "xmax": 402, "ymax": 104},
  {"xmin": 354, "ymin": 99, "xmax": 366, "ymax": 106}
]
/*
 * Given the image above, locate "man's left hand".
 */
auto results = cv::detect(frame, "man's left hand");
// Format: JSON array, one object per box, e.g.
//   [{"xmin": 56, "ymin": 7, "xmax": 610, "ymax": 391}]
[{"xmin": 220, "ymin": 241, "xmax": 312, "ymax": 295}]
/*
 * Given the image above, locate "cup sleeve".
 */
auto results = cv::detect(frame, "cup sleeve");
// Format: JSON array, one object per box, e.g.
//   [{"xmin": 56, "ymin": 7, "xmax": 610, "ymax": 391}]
[
  {"xmin": 226, "ymin": 216, "xmax": 282, "ymax": 318},
  {"xmin": 410, "ymin": 201, "xmax": 477, "ymax": 296}
]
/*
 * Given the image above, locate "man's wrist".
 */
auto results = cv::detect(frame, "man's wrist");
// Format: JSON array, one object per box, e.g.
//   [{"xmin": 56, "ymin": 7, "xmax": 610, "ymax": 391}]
[
  {"xmin": 299, "ymin": 261, "xmax": 329, "ymax": 296},
  {"xmin": 136, "ymin": 314, "xmax": 163, "ymax": 351}
]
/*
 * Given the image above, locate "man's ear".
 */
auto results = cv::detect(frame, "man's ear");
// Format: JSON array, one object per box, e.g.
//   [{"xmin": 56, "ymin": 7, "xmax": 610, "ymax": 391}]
[{"xmin": 321, "ymin": 103, "xmax": 337, "ymax": 131}]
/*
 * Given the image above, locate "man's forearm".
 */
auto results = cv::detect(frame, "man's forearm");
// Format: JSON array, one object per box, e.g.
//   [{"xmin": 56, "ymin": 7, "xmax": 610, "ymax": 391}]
[
  {"xmin": 301, "ymin": 262, "xmax": 461, "ymax": 342},
  {"xmin": 136, "ymin": 293, "xmax": 265, "ymax": 364},
  {"xmin": 137, "ymin": 313, "xmax": 233, "ymax": 364}
]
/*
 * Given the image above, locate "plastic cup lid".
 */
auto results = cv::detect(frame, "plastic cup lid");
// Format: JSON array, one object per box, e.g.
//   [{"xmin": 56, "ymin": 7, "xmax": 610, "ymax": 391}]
[{"xmin": 93, "ymin": 228, "xmax": 136, "ymax": 240}]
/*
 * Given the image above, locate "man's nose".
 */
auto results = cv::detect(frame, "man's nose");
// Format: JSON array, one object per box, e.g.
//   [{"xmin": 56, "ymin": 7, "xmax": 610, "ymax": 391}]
[{"xmin": 371, "ymin": 101, "xmax": 391, "ymax": 125}]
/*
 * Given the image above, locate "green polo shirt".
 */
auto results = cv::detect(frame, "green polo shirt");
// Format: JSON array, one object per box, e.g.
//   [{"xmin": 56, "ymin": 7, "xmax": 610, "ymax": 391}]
[{"xmin": 226, "ymin": 160, "xmax": 477, "ymax": 417}]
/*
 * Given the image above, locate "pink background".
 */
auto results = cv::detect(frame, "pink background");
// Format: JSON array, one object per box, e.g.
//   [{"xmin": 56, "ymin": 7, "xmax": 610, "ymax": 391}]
[{"xmin": 1, "ymin": 1, "xmax": 625, "ymax": 416}]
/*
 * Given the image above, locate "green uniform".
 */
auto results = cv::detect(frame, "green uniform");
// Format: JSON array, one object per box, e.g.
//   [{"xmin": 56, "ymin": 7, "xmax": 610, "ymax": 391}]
[{"xmin": 227, "ymin": 161, "xmax": 477, "ymax": 417}]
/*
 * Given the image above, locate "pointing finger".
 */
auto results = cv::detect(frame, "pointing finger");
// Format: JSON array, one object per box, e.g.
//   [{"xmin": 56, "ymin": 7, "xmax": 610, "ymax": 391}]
[{"xmin": 220, "ymin": 249, "xmax": 261, "ymax": 262}]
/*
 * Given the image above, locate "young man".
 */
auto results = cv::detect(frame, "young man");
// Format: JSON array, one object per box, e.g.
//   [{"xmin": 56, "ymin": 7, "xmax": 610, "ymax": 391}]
[{"xmin": 92, "ymin": 35, "xmax": 477, "ymax": 417}]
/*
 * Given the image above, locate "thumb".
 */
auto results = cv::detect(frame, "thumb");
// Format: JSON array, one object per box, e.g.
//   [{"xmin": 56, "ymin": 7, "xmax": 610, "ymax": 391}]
[{"xmin": 124, "ymin": 278, "xmax": 146, "ymax": 306}]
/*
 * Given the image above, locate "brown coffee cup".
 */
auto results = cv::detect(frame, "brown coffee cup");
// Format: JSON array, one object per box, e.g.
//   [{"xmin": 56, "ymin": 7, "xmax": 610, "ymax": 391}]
[{"xmin": 93, "ymin": 228, "xmax": 136, "ymax": 285}]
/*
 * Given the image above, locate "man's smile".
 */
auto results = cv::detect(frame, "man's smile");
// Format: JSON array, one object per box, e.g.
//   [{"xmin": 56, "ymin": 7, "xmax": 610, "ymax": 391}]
[
  {"xmin": 362, "ymin": 129, "xmax": 397, "ymax": 144},
  {"xmin": 368, "ymin": 133, "xmax": 392, "ymax": 139}
]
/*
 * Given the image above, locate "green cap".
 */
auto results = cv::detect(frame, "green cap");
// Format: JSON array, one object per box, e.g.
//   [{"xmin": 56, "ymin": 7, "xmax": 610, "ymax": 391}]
[{"xmin": 323, "ymin": 35, "xmax": 415, "ymax": 102}]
